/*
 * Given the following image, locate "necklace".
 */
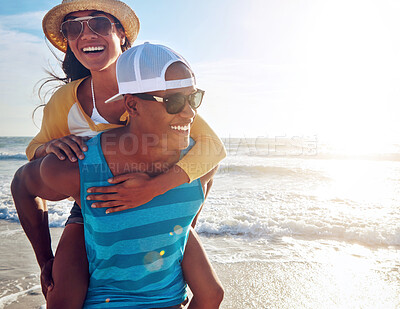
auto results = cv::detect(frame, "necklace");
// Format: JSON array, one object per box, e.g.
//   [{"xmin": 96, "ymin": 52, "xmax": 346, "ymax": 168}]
[
  {"xmin": 91, "ymin": 77, "xmax": 96, "ymax": 108},
  {"xmin": 90, "ymin": 78, "xmax": 111, "ymax": 124}
]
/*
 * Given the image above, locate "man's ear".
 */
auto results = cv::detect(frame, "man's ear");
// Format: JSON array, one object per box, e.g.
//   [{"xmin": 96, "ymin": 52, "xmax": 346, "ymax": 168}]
[{"xmin": 124, "ymin": 95, "xmax": 139, "ymax": 116}]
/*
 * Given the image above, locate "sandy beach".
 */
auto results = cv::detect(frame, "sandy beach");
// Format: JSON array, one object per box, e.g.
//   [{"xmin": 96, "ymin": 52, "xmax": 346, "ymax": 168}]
[
  {"xmin": 0, "ymin": 221, "xmax": 61, "ymax": 309},
  {"xmin": 1, "ymin": 220, "xmax": 399, "ymax": 308}
]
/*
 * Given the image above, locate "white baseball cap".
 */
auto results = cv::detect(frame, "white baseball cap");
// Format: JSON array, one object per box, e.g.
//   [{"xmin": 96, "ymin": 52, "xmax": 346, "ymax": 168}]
[{"xmin": 105, "ymin": 42, "xmax": 196, "ymax": 103}]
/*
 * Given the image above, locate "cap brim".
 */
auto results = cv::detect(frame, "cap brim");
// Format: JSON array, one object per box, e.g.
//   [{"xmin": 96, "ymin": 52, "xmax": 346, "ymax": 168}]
[{"xmin": 105, "ymin": 93, "xmax": 124, "ymax": 104}]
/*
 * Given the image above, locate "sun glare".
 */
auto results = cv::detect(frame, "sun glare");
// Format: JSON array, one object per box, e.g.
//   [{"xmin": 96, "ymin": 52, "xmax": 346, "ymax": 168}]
[{"xmin": 314, "ymin": 159, "xmax": 394, "ymax": 206}]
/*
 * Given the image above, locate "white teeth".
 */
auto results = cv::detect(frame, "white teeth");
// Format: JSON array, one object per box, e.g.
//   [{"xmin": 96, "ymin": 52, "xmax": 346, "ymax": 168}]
[
  {"xmin": 82, "ymin": 46, "xmax": 105, "ymax": 52},
  {"xmin": 170, "ymin": 125, "xmax": 189, "ymax": 131}
]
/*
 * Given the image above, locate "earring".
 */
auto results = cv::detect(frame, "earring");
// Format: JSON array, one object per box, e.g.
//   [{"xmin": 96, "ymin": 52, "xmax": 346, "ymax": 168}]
[{"xmin": 121, "ymin": 37, "xmax": 126, "ymax": 46}]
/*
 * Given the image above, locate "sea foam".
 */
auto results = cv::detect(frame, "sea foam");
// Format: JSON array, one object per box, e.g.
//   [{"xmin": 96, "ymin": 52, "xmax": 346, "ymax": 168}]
[
  {"xmin": 196, "ymin": 214, "xmax": 400, "ymax": 247},
  {"xmin": 0, "ymin": 153, "xmax": 27, "ymax": 161}
]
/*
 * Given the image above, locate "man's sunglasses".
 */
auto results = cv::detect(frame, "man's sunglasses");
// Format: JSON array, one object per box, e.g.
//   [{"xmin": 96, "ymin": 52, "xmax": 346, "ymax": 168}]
[
  {"xmin": 134, "ymin": 89, "xmax": 205, "ymax": 114},
  {"xmin": 60, "ymin": 16, "xmax": 119, "ymax": 41}
]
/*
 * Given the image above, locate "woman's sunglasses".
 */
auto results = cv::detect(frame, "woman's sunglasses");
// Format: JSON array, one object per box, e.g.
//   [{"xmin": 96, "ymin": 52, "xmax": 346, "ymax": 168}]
[
  {"xmin": 60, "ymin": 16, "xmax": 118, "ymax": 41},
  {"xmin": 134, "ymin": 89, "xmax": 205, "ymax": 114}
]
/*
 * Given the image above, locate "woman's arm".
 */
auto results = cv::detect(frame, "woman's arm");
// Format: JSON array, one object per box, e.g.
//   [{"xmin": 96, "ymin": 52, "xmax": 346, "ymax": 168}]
[
  {"xmin": 26, "ymin": 103, "xmax": 88, "ymax": 162},
  {"xmin": 88, "ymin": 166, "xmax": 190, "ymax": 214},
  {"xmin": 26, "ymin": 86, "xmax": 72, "ymax": 161},
  {"xmin": 178, "ymin": 114, "xmax": 226, "ymax": 182},
  {"xmin": 26, "ymin": 80, "xmax": 91, "ymax": 162},
  {"xmin": 86, "ymin": 115, "xmax": 226, "ymax": 213}
]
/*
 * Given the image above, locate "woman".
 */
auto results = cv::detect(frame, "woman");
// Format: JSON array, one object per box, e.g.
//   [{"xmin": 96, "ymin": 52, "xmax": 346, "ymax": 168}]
[
  {"xmin": 17, "ymin": 0, "xmax": 225, "ymax": 307},
  {"xmin": 12, "ymin": 42, "xmax": 220, "ymax": 308}
]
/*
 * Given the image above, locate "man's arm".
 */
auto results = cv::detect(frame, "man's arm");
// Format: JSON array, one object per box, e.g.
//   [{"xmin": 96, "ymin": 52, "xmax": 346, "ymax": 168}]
[{"xmin": 11, "ymin": 155, "xmax": 79, "ymax": 270}]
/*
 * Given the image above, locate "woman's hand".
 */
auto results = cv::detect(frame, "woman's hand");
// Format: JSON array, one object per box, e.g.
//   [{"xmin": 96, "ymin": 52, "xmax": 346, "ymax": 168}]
[
  {"xmin": 86, "ymin": 173, "xmax": 158, "ymax": 214},
  {"xmin": 43, "ymin": 135, "xmax": 88, "ymax": 161},
  {"xmin": 86, "ymin": 166, "xmax": 190, "ymax": 214}
]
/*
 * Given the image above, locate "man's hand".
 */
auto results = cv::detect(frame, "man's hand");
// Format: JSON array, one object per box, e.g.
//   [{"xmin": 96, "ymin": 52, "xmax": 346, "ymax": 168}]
[
  {"xmin": 40, "ymin": 258, "xmax": 54, "ymax": 299},
  {"xmin": 86, "ymin": 173, "xmax": 157, "ymax": 214}
]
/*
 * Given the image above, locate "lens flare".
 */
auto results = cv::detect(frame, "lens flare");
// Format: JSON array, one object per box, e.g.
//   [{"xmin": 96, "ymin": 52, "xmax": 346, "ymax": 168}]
[
  {"xmin": 143, "ymin": 251, "xmax": 164, "ymax": 272},
  {"xmin": 174, "ymin": 225, "xmax": 183, "ymax": 235}
]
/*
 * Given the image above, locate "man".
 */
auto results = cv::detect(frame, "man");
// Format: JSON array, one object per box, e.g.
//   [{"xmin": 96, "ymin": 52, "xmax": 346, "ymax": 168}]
[{"xmin": 12, "ymin": 43, "xmax": 222, "ymax": 308}]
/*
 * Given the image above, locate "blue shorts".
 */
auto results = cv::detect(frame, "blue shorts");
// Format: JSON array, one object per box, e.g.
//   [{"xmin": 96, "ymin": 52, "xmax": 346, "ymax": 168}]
[{"xmin": 65, "ymin": 202, "xmax": 83, "ymax": 225}]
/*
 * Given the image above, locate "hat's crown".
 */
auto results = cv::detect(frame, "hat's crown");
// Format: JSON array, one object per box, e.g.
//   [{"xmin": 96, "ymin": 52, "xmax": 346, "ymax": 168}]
[{"xmin": 105, "ymin": 43, "xmax": 196, "ymax": 103}]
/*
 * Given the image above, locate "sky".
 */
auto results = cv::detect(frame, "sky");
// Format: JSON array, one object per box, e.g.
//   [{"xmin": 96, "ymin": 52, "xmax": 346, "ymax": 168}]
[{"xmin": 1, "ymin": 0, "xmax": 400, "ymax": 153}]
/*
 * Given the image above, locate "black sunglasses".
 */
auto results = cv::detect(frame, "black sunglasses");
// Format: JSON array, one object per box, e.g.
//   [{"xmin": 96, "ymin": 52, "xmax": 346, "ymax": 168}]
[
  {"xmin": 134, "ymin": 89, "xmax": 205, "ymax": 114},
  {"xmin": 60, "ymin": 16, "xmax": 119, "ymax": 41}
]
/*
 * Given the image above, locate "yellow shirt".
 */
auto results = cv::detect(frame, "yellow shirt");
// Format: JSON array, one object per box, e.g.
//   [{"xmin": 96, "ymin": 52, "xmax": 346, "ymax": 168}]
[{"xmin": 26, "ymin": 78, "xmax": 226, "ymax": 182}]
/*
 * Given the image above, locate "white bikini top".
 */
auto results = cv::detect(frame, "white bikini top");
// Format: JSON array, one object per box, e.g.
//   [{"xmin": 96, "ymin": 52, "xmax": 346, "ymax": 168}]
[{"xmin": 91, "ymin": 104, "xmax": 110, "ymax": 124}]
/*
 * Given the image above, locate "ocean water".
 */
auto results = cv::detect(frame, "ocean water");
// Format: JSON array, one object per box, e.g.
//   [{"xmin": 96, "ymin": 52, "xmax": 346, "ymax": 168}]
[{"xmin": 1, "ymin": 136, "xmax": 399, "ymax": 308}]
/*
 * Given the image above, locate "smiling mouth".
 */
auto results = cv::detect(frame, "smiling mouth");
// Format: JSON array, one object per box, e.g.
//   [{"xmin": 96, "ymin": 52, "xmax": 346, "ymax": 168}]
[
  {"xmin": 170, "ymin": 125, "xmax": 190, "ymax": 132},
  {"xmin": 82, "ymin": 46, "xmax": 105, "ymax": 53}
]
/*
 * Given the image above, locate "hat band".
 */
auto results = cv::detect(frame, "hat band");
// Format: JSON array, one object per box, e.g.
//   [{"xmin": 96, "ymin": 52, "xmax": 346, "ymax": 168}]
[
  {"xmin": 119, "ymin": 77, "xmax": 195, "ymax": 94},
  {"xmin": 165, "ymin": 77, "xmax": 195, "ymax": 89},
  {"xmin": 104, "ymin": 77, "xmax": 196, "ymax": 104}
]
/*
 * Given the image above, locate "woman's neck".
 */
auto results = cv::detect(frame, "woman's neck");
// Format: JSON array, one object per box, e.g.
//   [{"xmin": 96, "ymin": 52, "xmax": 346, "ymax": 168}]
[
  {"xmin": 84, "ymin": 64, "xmax": 126, "ymax": 124},
  {"xmin": 90, "ymin": 66, "xmax": 119, "ymax": 99}
]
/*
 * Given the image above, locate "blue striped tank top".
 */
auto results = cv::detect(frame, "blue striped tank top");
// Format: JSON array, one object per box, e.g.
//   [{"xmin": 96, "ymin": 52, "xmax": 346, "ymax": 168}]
[{"xmin": 78, "ymin": 133, "xmax": 204, "ymax": 308}]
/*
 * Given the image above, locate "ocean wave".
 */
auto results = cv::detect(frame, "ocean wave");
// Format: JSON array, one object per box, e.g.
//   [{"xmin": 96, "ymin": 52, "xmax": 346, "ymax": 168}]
[
  {"xmin": 216, "ymin": 163, "xmax": 329, "ymax": 183},
  {"xmin": 0, "ymin": 206, "xmax": 19, "ymax": 222},
  {"xmin": 2, "ymin": 205, "xmax": 399, "ymax": 247},
  {"xmin": 196, "ymin": 216, "xmax": 400, "ymax": 247},
  {"xmin": 0, "ymin": 200, "xmax": 71, "ymax": 227},
  {"xmin": 218, "ymin": 164, "xmax": 299, "ymax": 176},
  {"xmin": 0, "ymin": 153, "xmax": 27, "ymax": 161}
]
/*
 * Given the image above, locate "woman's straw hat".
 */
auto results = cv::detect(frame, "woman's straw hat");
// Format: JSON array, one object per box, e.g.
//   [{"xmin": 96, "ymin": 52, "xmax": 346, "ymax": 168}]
[{"xmin": 42, "ymin": 0, "xmax": 140, "ymax": 53}]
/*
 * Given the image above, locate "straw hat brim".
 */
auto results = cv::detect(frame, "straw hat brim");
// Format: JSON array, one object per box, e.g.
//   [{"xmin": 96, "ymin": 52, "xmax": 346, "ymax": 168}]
[{"xmin": 42, "ymin": 0, "xmax": 140, "ymax": 53}]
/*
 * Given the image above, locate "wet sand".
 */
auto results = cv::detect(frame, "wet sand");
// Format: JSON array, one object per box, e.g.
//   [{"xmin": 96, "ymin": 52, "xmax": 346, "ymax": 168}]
[
  {"xmin": 0, "ymin": 221, "xmax": 62, "ymax": 309},
  {"xmin": 1, "ymin": 221, "xmax": 399, "ymax": 308}
]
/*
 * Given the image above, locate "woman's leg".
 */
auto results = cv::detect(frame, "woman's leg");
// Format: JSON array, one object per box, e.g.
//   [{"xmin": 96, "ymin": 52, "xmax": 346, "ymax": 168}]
[
  {"xmin": 182, "ymin": 228, "xmax": 224, "ymax": 309},
  {"xmin": 46, "ymin": 223, "xmax": 89, "ymax": 309}
]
